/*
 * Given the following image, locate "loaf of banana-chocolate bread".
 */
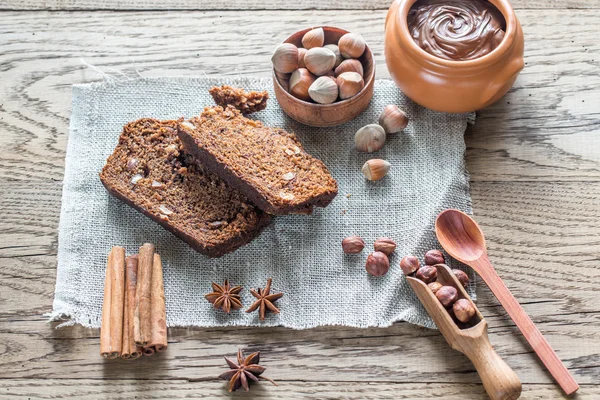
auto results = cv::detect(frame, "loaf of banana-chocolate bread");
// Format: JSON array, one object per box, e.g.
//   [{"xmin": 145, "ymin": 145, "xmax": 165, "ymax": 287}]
[
  {"xmin": 100, "ymin": 118, "xmax": 271, "ymax": 257},
  {"xmin": 177, "ymin": 106, "xmax": 338, "ymax": 215}
]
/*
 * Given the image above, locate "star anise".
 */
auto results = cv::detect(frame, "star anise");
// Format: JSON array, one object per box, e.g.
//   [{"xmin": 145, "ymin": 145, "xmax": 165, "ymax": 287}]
[
  {"xmin": 219, "ymin": 349, "xmax": 277, "ymax": 392},
  {"xmin": 246, "ymin": 278, "xmax": 283, "ymax": 320},
  {"xmin": 205, "ymin": 279, "xmax": 243, "ymax": 313}
]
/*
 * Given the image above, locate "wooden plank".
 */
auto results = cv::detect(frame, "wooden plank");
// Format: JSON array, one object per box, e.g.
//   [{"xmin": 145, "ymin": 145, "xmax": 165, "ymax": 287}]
[
  {"xmin": 2, "ymin": 380, "xmax": 599, "ymax": 400},
  {"xmin": 0, "ymin": 181, "xmax": 597, "ymax": 384},
  {"xmin": 1, "ymin": 0, "xmax": 599, "ymax": 11},
  {"xmin": 0, "ymin": 10, "xmax": 598, "ymax": 184}
]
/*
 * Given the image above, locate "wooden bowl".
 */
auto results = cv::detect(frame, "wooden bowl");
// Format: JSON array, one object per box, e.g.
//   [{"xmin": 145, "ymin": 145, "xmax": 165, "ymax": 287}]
[{"xmin": 273, "ymin": 26, "xmax": 376, "ymax": 127}]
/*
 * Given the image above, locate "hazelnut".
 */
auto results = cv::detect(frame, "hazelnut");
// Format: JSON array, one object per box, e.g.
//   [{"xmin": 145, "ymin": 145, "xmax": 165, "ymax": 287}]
[
  {"xmin": 342, "ymin": 236, "xmax": 365, "ymax": 254},
  {"xmin": 373, "ymin": 237, "xmax": 396, "ymax": 256},
  {"xmin": 428, "ymin": 281, "xmax": 443, "ymax": 294},
  {"xmin": 415, "ymin": 265, "xmax": 437, "ymax": 283},
  {"xmin": 338, "ymin": 32, "xmax": 366, "ymax": 58},
  {"xmin": 453, "ymin": 298, "xmax": 476, "ymax": 323},
  {"xmin": 379, "ymin": 105, "xmax": 408, "ymax": 134},
  {"xmin": 274, "ymin": 70, "xmax": 291, "ymax": 91},
  {"xmin": 301, "ymin": 27, "xmax": 325, "ymax": 49},
  {"xmin": 308, "ymin": 76, "xmax": 339, "ymax": 104},
  {"xmin": 289, "ymin": 68, "xmax": 316, "ymax": 101},
  {"xmin": 361, "ymin": 159, "xmax": 391, "ymax": 181},
  {"xmin": 436, "ymin": 286, "xmax": 458, "ymax": 308},
  {"xmin": 400, "ymin": 255, "xmax": 420, "ymax": 275},
  {"xmin": 304, "ymin": 47, "xmax": 337, "ymax": 76},
  {"xmin": 336, "ymin": 71, "xmax": 365, "ymax": 100},
  {"xmin": 452, "ymin": 269, "xmax": 470, "ymax": 288},
  {"xmin": 335, "ymin": 59, "xmax": 364, "ymax": 77},
  {"xmin": 126, "ymin": 158, "xmax": 139, "ymax": 170},
  {"xmin": 297, "ymin": 48, "xmax": 308, "ymax": 69},
  {"xmin": 365, "ymin": 251, "xmax": 390, "ymax": 276},
  {"xmin": 272, "ymin": 43, "xmax": 299, "ymax": 73},
  {"xmin": 424, "ymin": 249, "xmax": 445, "ymax": 265},
  {"xmin": 324, "ymin": 44, "xmax": 343, "ymax": 68},
  {"xmin": 355, "ymin": 124, "xmax": 386, "ymax": 153}
]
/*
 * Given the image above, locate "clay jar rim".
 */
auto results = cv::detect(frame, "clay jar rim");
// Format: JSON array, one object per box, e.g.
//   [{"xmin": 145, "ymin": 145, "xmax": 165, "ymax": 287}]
[
  {"xmin": 273, "ymin": 25, "xmax": 375, "ymax": 107},
  {"xmin": 397, "ymin": 0, "xmax": 517, "ymax": 69}
]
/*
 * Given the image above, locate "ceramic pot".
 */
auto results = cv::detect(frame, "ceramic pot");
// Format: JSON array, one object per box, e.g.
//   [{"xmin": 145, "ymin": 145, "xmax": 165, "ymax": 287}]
[{"xmin": 384, "ymin": 0, "xmax": 524, "ymax": 113}]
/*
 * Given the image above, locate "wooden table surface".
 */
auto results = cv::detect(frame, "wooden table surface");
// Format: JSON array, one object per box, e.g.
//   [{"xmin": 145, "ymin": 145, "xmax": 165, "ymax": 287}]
[{"xmin": 1, "ymin": 0, "xmax": 599, "ymax": 398}]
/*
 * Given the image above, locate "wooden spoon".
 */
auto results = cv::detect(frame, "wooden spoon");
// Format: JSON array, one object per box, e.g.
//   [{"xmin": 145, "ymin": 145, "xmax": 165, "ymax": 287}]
[
  {"xmin": 407, "ymin": 264, "xmax": 522, "ymax": 400},
  {"xmin": 435, "ymin": 209, "xmax": 579, "ymax": 395}
]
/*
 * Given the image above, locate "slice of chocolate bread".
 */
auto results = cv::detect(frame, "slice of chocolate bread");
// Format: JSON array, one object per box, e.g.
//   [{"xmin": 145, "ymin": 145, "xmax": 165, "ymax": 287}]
[
  {"xmin": 100, "ymin": 118, "xmax": 271, "ymax": 257},
  {"xmin": 177, "ymin": 106, "xmax": 338, "ymax": 215}
]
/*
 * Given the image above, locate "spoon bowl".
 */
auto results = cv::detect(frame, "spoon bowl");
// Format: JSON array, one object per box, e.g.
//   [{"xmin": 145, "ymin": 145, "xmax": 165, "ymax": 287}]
[{"xmin": 435, "ymin": 209, "xmax": 487, "ymax": 264}]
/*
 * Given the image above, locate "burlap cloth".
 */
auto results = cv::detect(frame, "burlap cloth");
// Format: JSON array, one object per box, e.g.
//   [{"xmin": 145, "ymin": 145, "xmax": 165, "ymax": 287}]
[{"xmin": 49, "ymin": 77, "xmax": 475, "ymax": 330}]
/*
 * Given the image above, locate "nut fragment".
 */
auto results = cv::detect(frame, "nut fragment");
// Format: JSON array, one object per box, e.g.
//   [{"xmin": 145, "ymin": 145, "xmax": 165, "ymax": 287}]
[
  {"xmin": 415, "ymin": 265, "xmax": 437, "ymax": 283},
  {"xmin": 272, "ymin": 43, "xmax": 299, "ymax": 73},
  {"xmin": 126, "ymin": 158, "xmax": 139, "ymax": 171},
  {"xmin": 338, "ymin": 32, "xmax": 366, "ymax": 58},
  {"xmin": 151, "ymin": 180, "xmax": 163, "ymax": 188},
  {"xmin": 365, "ymin": 251, "xmax": 390, "ymax": 276},
  {"xmin": 373, "ymin": 237, "xmax": 396, "ymax": 256},
  {"xmin": 282, "ymin": 172, "xmax": 296, "ymax": 181},
  {"xmin": 436, "ymin": 286, "xmax": 458, "ymax": 308},
  {"xmin": 361, "ymin": 159, "xmax": 391, "ymax": 181},
  {"xmin": 428, "ymin": 281, "xmax": 443, "ymax": 294},
  {"xmin": 355, "ymin": 124, "xmax": 386, "ymax": 153},
  {"xmin": 324, "ymin": 44, "xmax": 343, "ymax": 68},
  {"xmin": 335, "ymin": 59, "xmax": 364, "ymax": 77},
  {"xmin": 400, "ymin": 255, "xmax": 420, "ymax": 275},
  {"xmin": 304, "ymin": 47, "xmax": 337, "ymax": 76},
  {"xmin": 379, "ymin": 105, "xmax": 409, "ymax": 134},
  {"xmin": 302, "ymin": 27, "xmax": 325, "ymax": 49},
  {"xmin": 424, "ymin": 249, "xmax": 445, "ymax": 265},
  {"xmin": 452, "ymin": 269, "xmax": 470, "ymax": 288},
  {"xmin": 453, "ymin": 298, "xmax": 476, "ymax": 323},
  {"xmin": 337, "ymin": 71, "xmax": 365, "ymax": 100},
  {"xmin": 308, "ymin": 76, "xmax": 339, "ymax": 104},
  {"xmin": 289, "ymin": 68, "xmax": 316, "ymax": 101},
  {"xmin": 158, "ymin": 204, "xmax": 173, "ymax": 215},
  {"xmin": 131, "ymin": 174, "xmax": 143, "ymax": 184},
  {"xmin": 342, "ymin": 236, "xmax": 365, "ymax": 254}
]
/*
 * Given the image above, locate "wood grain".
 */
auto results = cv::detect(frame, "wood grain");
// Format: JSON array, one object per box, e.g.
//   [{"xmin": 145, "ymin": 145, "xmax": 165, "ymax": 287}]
[
  {"xmin": 0, "ymin": 5, "xmax": 598, "ymax": 400},
  {"xmin": 1, "ymin": 0, "xmax": 600, "ymax": 11}
]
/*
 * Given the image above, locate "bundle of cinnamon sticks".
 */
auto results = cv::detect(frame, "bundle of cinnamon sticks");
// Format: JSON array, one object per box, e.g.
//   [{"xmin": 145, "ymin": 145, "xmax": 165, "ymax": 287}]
[{"xmin": 100, "ymin": 243, "xmax": 167, "ymax": 360}]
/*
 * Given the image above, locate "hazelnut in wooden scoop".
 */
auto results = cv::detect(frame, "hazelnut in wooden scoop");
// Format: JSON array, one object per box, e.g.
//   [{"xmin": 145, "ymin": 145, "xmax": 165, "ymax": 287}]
[
  {"xmin": 452, "ymin": 269, "xmax": 470, "ymax": 288},
  {"xmin": 453, "ymin": 298, "xmax": 476, "ymax": 323},
  {"xmin": 436, "ymin": 286, "xmax": 458, "ymax": 308},
  {"xmin": 415, "ymin": 265, "xmax": 437, "ymax": 283}
]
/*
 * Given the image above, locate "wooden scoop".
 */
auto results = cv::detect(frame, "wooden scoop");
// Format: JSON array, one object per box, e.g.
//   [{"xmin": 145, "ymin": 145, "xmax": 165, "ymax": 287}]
[
  {"xmin": 435, "ymin": 209, "xmax": 579, "ymax": 395},
  {"xmin": 407, "ymin": 264, "xmax": 522, "ymax": 400}
]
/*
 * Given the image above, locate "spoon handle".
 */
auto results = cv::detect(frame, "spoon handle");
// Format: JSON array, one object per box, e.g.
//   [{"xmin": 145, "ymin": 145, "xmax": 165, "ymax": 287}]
[{"xmin": 475, "ymin": 256, "xmax": 579, "ymax": 395}]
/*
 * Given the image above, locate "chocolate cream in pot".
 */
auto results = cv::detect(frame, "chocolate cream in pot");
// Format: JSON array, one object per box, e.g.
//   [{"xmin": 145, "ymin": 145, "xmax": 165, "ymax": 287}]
[{"xmin": 407, "ymin": 0, "xmax": 506, "ymax": 61}]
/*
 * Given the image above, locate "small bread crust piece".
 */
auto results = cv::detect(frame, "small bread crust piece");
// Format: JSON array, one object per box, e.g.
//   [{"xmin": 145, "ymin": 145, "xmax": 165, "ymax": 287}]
[
  {"xmin": 177, "ymin": 106, "xmax": 338, "ymax": 215},
  {"xmin": 209, "ymin": 85, "xmax": 269, "ymax": 114},
  {"xmin": 100, "ymin": 118, "xmax": 271, "ymax": 257}
]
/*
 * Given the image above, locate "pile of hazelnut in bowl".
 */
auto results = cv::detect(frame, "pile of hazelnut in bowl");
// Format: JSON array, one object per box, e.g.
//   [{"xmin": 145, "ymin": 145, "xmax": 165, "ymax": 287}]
[
  {"xmin": 401, "ymin": 250, "xmax": 476, "ymax": 324},
  {"xmin": 271, "ymin": 26, "xmax": 375, "ymax": 127}
]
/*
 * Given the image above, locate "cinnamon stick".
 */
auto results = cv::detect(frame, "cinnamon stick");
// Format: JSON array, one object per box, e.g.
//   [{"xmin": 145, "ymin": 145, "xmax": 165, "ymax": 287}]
[
  {"xmin": 134, "ymin": 243, "xmax": 154, "ymax": 347},
  {"xmin": 121, "ymin": 255, "xmax": 143, "ymax": 360},
  {"xmin": 145, "ymin": 253, "xmax": 168, "ymax": 354},
  {"xmin": 100, "ymin": 246, "xmax": 125, "ymax": 359}
]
